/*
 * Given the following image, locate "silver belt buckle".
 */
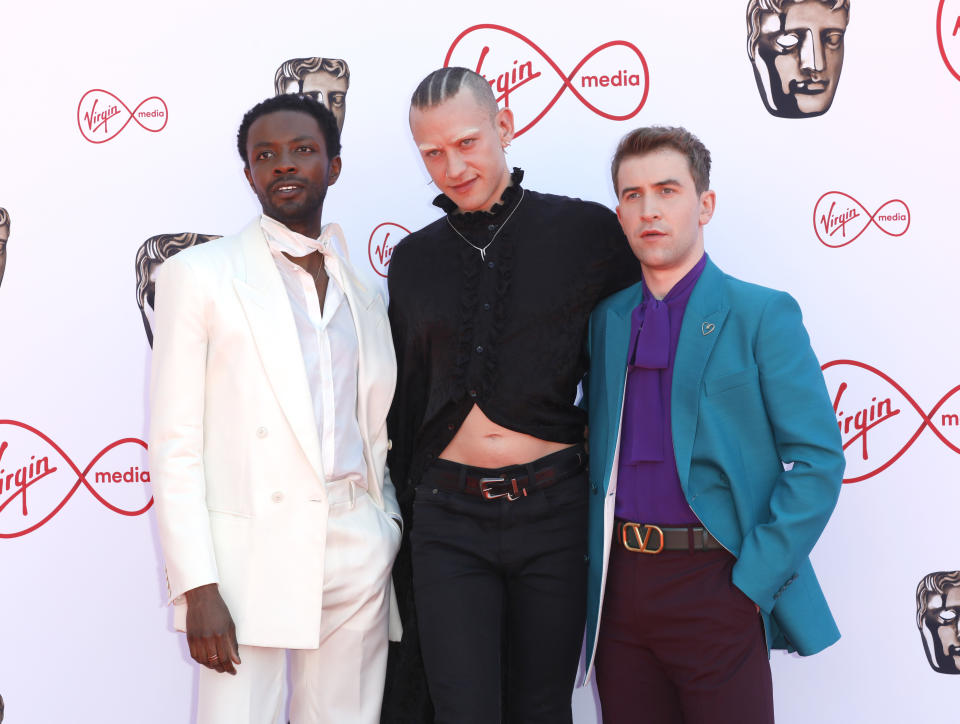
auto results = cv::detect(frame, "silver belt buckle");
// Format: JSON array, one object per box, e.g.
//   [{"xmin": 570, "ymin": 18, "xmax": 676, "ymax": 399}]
[{"xmin": 479, "ymin": 476, "xmax": 521, "ymax": 501}]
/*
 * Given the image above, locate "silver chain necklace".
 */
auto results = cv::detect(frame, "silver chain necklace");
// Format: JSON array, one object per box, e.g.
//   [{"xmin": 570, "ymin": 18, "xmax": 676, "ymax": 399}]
[{"xmin": 446, "ymin": 188, "xmax": 525, "ymax": 262}]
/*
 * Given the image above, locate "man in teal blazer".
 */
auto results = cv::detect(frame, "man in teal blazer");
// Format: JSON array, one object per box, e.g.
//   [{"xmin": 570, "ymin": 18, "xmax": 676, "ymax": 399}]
[{"xmin": 583, "ymin": 126, "xmax": 844, "ymax": 724}]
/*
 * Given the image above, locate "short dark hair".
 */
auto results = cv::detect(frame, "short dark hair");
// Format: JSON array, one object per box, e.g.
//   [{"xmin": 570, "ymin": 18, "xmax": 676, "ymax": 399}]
[
  {"xmin": 611, "ymin": 126, "xmax": 711, "ymax": 195},
  {"xmin": 410, "ymin": 67, "xmax": 499, "ymax": 119},
  {"xmin": 236, "ymin": 94, "xmax": 341, "ymax": 167}
]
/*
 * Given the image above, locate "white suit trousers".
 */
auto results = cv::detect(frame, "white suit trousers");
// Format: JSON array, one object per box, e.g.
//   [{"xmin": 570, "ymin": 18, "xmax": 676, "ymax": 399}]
[{"xmin": 196, "ymin": 480, "xmax": 400, "ymax": 724}]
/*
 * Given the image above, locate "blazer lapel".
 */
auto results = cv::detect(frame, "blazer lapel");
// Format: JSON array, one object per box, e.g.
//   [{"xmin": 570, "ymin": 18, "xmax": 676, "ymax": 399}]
[
  {"xmin": 672, "ymin": 259, "xmax": 729, "ymax": 489},
  {"xmin": 601, "ymin": 282, "xmax": 643, "ymax": 490},
  {"xmin": 232, "ymin": 221, "xmax": 323, "ymax": 477},
  {"xmin": 322, "ymin": 224, "xmax": 394, "ymax": 496}
]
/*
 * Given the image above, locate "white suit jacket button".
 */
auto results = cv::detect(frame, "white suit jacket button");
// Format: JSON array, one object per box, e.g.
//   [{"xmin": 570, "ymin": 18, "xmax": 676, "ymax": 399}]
[
  {"xmin": 271, "ymin": 491, "xmax": 284, "ymax": 503},
  {"xmin": 256, "ymin": 426, "xmax": 268, "ymax": 438}
]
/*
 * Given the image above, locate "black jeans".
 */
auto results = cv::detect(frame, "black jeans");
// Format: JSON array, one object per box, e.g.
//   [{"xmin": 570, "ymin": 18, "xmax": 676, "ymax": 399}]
[{"xmin": 410, "ymin": 446, "xmax": 589, "ymax": 724}]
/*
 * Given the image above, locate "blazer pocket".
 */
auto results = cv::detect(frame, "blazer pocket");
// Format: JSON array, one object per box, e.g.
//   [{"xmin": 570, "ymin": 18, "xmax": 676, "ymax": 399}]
[{"xmin": 705, "ymin": 365, "xmax": 759, "ymax": 396}]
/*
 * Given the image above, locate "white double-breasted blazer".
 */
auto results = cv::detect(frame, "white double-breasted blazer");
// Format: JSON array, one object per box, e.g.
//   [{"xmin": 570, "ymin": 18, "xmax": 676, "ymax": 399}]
[{"xmin": 149, "ymin": 219, "xmax": 400, "ymax": 649}]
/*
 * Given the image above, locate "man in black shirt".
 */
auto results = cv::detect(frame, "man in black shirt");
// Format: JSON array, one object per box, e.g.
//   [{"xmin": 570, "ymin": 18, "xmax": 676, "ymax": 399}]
[{"xmin": 383, "ymin": 67, "xmax": 640, "ymax": 724}]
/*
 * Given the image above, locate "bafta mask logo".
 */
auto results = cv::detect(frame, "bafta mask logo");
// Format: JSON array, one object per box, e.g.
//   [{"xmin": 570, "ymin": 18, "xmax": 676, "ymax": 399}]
[
  {"xmin": 0, "ymin": 208, "xmax": 9, "ymax": 290},
  {"xmin": 917, "ymin": 570, "xmax": 960, "ymax": 674},
  {"xmin": 274, "ymin": 57, "xmax": 350, "ymax": 131},
  {"xmin": 134, "ymin": 232, "xmax": 222, "ymax": 346},
  {"xmin": 746, "ymin": 0, "xmax": 850, "ymax": 118}
]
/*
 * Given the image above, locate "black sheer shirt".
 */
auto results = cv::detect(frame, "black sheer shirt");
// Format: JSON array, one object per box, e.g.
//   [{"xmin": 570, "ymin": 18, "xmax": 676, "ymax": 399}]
[{"xmin": 386, "ymin": 169, "xmax": 642, "ymax": 496}]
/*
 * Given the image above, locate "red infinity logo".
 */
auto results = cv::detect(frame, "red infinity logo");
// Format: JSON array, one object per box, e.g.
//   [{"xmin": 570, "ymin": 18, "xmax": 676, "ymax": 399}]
[
  {"xmin": 445, "ymin": 24, "xmax": 649, "ymax": 138},
  {"xmin": 0, "ymin": 420, "xmax": 152, "ymax": 538},
  {"xmin": 938, "ymin": 0, "xmax": 960, "ymax": 82},
  {"xmin": 77, "ymin": 89, "xmax": 168, "ymax": 144},
  {"xmin": 813, "ymin": 192, "xmax": 910, "ymax": 248},
  {"xmin": 368, "ymin": 222, "xmax": 411, "ymax": 278},
  {"xmin": 822, "ymin": 361, "xmax": 960, "ymax": 484}
]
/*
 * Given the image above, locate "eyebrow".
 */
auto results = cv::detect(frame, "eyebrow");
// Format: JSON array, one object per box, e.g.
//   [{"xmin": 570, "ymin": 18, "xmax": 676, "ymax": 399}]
[
  {"xmin": 452, "ymin": 128, "xmax": 481, "ymax": 143},
  {"xmin": 620, "ymin": 179, "xmax": 683, "ymax": 197},
  {"xmin": 252, "ymin": 136, "xmax": 318, "ymax": 148},
  {"xmin": 417, "ymin": 128, "xmax": 483, "ymax": 152}
]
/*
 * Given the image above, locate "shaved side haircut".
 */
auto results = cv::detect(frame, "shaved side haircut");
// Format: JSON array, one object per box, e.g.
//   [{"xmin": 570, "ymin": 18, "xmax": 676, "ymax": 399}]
[{"xmin": 410, "ymin": 67, "xmax": 499, "ymax": 119}]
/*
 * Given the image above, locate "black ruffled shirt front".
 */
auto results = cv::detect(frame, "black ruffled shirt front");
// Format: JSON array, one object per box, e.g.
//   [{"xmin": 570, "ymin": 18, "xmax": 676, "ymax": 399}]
[{"xmin": 386, "ymin": 169, "xmax": 642, "ymax": 496}]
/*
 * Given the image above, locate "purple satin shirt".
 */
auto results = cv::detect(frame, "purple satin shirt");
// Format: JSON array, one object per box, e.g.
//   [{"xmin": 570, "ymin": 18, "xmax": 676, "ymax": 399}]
[{"xmin": 615, "ymin": 254, "xmax": 707, "ymax": 525}]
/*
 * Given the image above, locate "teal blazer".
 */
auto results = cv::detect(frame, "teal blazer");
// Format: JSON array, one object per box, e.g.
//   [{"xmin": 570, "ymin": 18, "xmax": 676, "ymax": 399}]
[{"xmin": 583, "ymin": 258, "xmax": 844, "ymax": 681}]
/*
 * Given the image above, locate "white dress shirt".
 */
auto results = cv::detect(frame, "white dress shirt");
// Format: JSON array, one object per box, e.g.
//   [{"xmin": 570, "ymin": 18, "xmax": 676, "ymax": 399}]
[{"xmin": 260, "ymin": 215, "xmax": 367, "ymax": 489}]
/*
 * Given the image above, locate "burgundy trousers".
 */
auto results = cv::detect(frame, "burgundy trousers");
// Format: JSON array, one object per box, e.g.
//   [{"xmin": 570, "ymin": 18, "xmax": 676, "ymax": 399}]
[{"xmin": 595, "ymin": 541, "xmax": 775, "ymax": 724}]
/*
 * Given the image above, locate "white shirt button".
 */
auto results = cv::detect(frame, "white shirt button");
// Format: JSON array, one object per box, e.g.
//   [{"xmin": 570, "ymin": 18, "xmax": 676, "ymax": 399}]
[
  {"xmin": 271, "ymin": 492, "xmax": 284, "ymax": 503},
  {"xmin": 387, "ymin": 439, "xmax": 393, "ymax": 451},
  {"xmin": 257, "ymin": 426, "xmax": 268, "ymax": 438}
]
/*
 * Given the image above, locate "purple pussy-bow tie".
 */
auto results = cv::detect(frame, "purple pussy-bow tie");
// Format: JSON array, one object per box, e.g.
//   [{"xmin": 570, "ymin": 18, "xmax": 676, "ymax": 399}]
[{"xmin": 623, "ymin": 297, "xmax": 669, "ymax": 464}]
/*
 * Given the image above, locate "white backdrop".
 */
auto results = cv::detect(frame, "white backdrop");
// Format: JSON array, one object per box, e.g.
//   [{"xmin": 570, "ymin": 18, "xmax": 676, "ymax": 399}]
[{"xmin": 2, "ymin": 1, "xmax": 959, "ymax": 721}]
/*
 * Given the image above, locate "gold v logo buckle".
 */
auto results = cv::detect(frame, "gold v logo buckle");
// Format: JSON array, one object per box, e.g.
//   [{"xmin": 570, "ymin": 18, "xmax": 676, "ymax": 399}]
[{"xmin": 621, "ymin": 522, "xmax": 665, "ymax": 554}]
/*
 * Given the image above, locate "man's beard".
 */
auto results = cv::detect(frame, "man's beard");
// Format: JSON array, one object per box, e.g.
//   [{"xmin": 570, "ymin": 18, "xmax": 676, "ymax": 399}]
[{"xmin": 258, "ymin": 180, "xmax": 327, "ymax": 232}]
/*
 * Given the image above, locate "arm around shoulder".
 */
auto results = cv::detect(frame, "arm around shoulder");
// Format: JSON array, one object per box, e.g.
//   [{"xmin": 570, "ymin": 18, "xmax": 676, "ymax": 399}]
[{"xmin": 591, "ymin": 203, "xmax": 642, "ymax": 297}]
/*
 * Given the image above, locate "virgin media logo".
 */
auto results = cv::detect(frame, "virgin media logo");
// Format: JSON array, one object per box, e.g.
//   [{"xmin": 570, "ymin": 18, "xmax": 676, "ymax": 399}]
[
  {"xmin": 821, "ymin": 361, "xmax": 960, "ymax": 483},
  {"xmin": 813, "ymin": 192, "xmax": 910, "ymax": 248},
  {"xmin": 368, "ymin": 222, "xmax": 410, "ymax": 278},
  {"xmin": 77, "ymin": 89, "xmax": 168, "ymax": 144},
  {"xmin": 0, "ymin": 420, "xmax": 152, "ymax": 538},
  {"xmin": 445, "ymin": 24, "xmax": 649, "ymax": 138},
  {"xmin": 938, "ymin": 0, "xmax": 960, "ymax": 82}
]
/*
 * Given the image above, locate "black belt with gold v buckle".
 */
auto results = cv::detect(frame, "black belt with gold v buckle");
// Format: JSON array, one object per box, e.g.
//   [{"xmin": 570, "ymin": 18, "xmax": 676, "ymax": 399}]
[{"xmin": 615, "ymin": 518, "xmax": 724, "ymax": 554}]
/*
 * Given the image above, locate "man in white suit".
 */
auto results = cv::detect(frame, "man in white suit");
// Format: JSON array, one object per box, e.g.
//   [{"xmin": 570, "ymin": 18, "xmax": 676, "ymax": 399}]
[{"xmin": 149, "ymin": 94, "xmax": 402, "ymax": 724}]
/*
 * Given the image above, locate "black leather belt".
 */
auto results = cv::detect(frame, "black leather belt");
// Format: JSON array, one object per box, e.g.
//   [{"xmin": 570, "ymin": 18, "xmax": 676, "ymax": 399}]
[
  {"xmin": 614, "ymin": 518, "xmax": 725, "ymax": 554},
  {"xmin": 425, "ymin": 446, "xmax": 585, "ymax": 501}
]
